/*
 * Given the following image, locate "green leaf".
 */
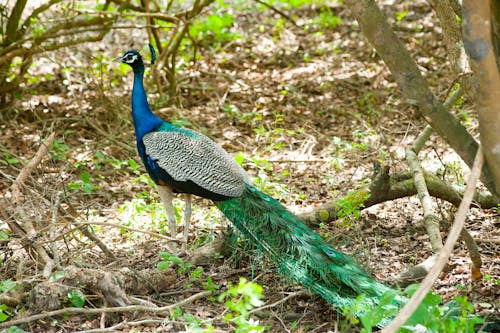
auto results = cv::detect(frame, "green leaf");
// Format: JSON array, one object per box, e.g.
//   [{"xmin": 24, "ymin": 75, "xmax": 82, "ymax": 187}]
[
  {"xmin": 0, "ymin": 280, "xmax": 20, "ymax": 293},
  {"xmin": 157, "ymin": 261, "xmax": 170, "ymax": 270},
  {"xmin": 82, "ymin": 182, "xmax": 93, "ymax": 194},
  {"xmin": 67, "ymin": 290, "xmax": 85, "ymax": 308},
  {"xmin": 49, "ymin": 270, "xmax": 65, "ymax": 281},
  {"xmin": 81, "ymin": 171, "xmax": 90, "ymax": 183}
]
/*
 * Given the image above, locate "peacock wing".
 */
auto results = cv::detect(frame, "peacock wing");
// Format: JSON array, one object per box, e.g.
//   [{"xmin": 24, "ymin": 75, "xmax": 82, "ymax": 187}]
[{"xmin": 142, "ymin": 129, "xmax": 249, "ymax": 198}]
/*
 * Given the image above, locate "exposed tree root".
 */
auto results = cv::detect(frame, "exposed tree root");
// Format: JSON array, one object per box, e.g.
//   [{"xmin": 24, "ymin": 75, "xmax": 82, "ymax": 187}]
[{"xmin": 26, "ymin": 265, "xmax": 178, "ymax": 314}]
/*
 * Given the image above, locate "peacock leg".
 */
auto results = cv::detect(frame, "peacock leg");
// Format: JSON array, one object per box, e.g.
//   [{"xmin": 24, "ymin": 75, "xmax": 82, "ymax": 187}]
[
  {"xmin": 182, "ymin": 194, "xmax": 192, "ymax": 251},
  {"xmin": 157, "ymin": 185, "xmax": 177, "ymax": 238}
]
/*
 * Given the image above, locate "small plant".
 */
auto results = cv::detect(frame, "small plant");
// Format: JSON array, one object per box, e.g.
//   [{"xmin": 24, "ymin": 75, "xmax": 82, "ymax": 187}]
[
  {"xmin": 70, "ymin": 171, "xmax": 94, "ymax": 194},
  {"xmin": 313, "ymin": 8, "xmax": 342, "ymax": 29},
  {"xmin": 50, "ymin": 139, "xmax": 70, "ymax": 161},
  {"xmin": 396, "ymin": 10, "xmax": 409, "ymax": 22},
  {"xmin": 218, "ymin": 278, "xmax": 266, "ymax": 333},
  {"xmin": 157, "ymin": 252, "xmax": 193, "ymax": 275},
  {"xmin": 1, "ymin": 152, "xmax": 20, "ymax": 165},
  {"xmin": 336, "ymin": 190, "xmax": 369, "ymax": 228},
  {"xmin": 437, "ymin": 161, "xmax": 465, "ymax": 185},
  {"xmin": 190, "ymin": 13, "xmax": 240, "ymax": 49},
  {"xmin": 0, "ymin": 280, "xmax": 21, "ymax": 322},
  {"xmin": 66, "ymin": 289, "xmax": 85, "ymax": 308},
  {"xmin": 342, "ymin": 285, "xmax": 482, "ymax": 332},
  {"xmin": 203, "ymin": 277, "xmax": 220, "ymax": 294},
  {"xmin": 0, "ymin": 304, "xmax": 11, "ymax": 323}
]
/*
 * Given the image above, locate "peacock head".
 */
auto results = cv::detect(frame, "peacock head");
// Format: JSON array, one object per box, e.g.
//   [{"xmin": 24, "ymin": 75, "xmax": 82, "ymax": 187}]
[{"xmin": 120, "ymin": 50, "xmax": 144, "ymax": 72}]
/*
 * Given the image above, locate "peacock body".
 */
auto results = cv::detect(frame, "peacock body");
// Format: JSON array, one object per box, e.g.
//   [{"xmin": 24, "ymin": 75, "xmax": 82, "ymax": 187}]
[{"xmin": 120, "ymin": 49, "xmax": 498, "ymax": 331}]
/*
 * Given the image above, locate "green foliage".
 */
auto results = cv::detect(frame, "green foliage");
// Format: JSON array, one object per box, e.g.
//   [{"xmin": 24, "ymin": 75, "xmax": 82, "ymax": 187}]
[
  {"xmin": 336, "ymin": 190, "xmax": 369, "ymax": 228},
  {"xmin": 203, "ymin": 277, "xmax": 220, "ymax": 293},
  {"xmin": 1, "ymin": 152, "xmax": 20, "ymax": 165},
  {"xmin": 0, "ymin": 304, "xmax": 10, "ymax": 323},
  {"xmin": 396, "ymin": 10, "xmax": 409, "ymax": 22},
  {"xmin": 342, "ymin": 285, "xmax": 483, "ymax": 332},
  {"xmin": 49, "ymin": 270, "xmax": 65, "ymax": 281},
  {"xmin": 222, "ymin": 104, "xmax": 262, "ymax": 126},
  {"xmin": 50, "ymin": 139, "xmax": 70, "ymax": 161},
  {"xmin": 270, "ymin": 0, "xmax": 316, "ymax": 9},
  {"xmin": 3, "ymin": 326, "xmax": 25, "ymax": 333},
  {"xmin": 328, "ymin": 131, "xmax": 374, "ymax": 170},
  {"xmin": 483, "ymin": 273, "xmax": 500, "ymax": 285},
  {"xmin": 313, "ymin": 9, "xmax": 342, "ymax": 29},
  {"xmin": 236, "ymin": 153, "xmax": 290, "ymax": 200},
  {"xmin": 157, "ymin": 252, "xmax": 193, "ymax": 275},
  {"xmin": 218, "ymin": 278, "xmax": 265, "ymax": 333},
  {"xmin": 118, "ymin": 173, "xmax": 187, "ymax": 236},
  {"xmin": 190, "ymin": 13, "xmax": 240, "ymax": 49},
  {"xmin": 68, "ymin": 171, "xmax": 94, "ymax": 194},
  {"xmin": 0, "ymin": 280, "xmax": 21, "ymax": 323},
  {"xmin": 66, "ymin": 290, "xmax": 85, "ymax": 308},
  {"xmin": 437, "ymin": 161, "xmax": 465, "ymax": 185}
]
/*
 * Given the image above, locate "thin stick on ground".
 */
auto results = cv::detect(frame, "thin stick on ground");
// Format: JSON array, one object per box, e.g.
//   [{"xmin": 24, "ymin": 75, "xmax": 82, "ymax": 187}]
[
  {"xmin": 72, "ymin": 221, "xmax": 183, "ymax": 243},
  {"xmin": 382, "ymin": 148, "xmax": 484, "ymax": 333}
]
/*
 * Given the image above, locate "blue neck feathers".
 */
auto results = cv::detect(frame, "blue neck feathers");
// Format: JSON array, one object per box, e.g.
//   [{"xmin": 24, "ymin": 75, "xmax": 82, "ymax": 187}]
[{"xmin": 131, "ymin": 66, "xmax": 163, "ymax": 141}]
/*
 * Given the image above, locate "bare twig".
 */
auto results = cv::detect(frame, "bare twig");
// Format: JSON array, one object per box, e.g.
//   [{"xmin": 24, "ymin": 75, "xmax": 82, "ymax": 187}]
[
  {"xmin": 249, "ymin": 290, "xmax": 307, "ymax": 314},
  {"xmin": 382, "ymin": 148, "xmax": 484, "ymax": 332},
  {"xmin": 72, "ymin": 221, "xmax": 183, "ymax": 243},
  {"xmin": 75, "ymin": 8, "xmax": 179, "ymax": 23},
  {"xmin": 254, "ymin": 0, "xmax": 297, "ymax": 26}
]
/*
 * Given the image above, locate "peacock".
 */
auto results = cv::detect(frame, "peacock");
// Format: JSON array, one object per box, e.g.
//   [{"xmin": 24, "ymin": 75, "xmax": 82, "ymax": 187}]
[{"xmin": 119, "ymin": 48, "xmax": 497, "ymax": 330}]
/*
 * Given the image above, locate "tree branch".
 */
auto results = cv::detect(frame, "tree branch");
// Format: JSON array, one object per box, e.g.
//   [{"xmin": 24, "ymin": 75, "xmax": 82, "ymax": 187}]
[{"xmin": 343, "ymin": 0, "xmax": 497, "ymax": 196}]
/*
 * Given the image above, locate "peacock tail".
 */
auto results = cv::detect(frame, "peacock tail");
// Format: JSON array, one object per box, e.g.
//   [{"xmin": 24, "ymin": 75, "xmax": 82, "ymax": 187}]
[{"xmin": 216, "ymin": 184, "xmax": 404, "ymax": 319}]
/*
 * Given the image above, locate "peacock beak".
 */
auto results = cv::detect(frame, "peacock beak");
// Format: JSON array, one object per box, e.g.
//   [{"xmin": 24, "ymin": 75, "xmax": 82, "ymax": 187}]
[{"xmin": 114, "ymin": 56, "xmax": 124, "ymax": 63}]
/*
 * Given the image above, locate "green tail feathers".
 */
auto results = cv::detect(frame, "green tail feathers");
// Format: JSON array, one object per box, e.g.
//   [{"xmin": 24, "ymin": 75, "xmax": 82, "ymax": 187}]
[{"xmin": 216, "ymin": 184, "xmax": 399, "ymax": 317}]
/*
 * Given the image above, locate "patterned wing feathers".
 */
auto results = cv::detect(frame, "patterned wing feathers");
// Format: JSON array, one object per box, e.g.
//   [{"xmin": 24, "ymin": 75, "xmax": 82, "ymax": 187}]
[{"xmin": 143, "ymin": 130, "xmax": 248, "ymax": 198}]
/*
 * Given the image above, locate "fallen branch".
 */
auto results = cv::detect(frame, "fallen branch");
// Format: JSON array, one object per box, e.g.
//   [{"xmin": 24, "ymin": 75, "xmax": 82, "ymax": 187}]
[
  {"xmin": 382, "ymin": 148, "xmax": 484, "ymax": 332},
  {"xmin": 298, "ymin": 168, "xmax": 498, "ymax": 227},
  {"xmin": 1, "ymin": 290, "xmax": 211, "ymax": 329}
]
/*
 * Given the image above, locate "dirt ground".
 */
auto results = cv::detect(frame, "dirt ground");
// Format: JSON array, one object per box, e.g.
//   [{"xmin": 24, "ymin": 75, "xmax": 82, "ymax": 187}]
[{"xmin": 0, "ymin": 0, "xmax": 498, "ymax": 332}]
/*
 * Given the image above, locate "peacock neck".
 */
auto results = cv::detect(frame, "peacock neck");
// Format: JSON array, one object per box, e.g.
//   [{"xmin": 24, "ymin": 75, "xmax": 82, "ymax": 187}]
[{"xmin": 131, "ymin": 68, "xmax": 163, "ymax": 141}]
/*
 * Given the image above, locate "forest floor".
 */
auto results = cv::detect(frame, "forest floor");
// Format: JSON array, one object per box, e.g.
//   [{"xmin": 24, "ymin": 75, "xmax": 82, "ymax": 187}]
[{"xmin": 0, "ymin": 0, "xmax": 499, "ymax": 332}]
